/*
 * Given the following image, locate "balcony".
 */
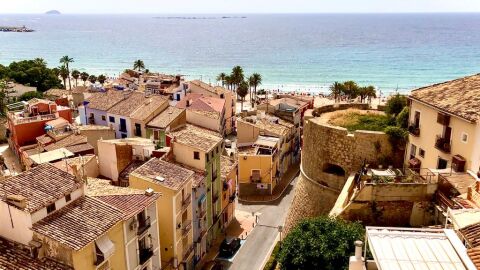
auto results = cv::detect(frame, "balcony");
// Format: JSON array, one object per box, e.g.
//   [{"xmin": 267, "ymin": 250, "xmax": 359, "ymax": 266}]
[
  {"xmin": 435, "ymin": 136, "xmax": 451, "ymax": 153},
  {"xmin": 213, "ymin": 214, "xmax": 220, "ymax": 225},
  {"xmin": 182, "ymin": 221, "xmax": 192, "ymax": 236},
  {"xmin": 181, "ymin": 194, "xmax": 192, "ymax": 211},
  {"xmin": 197, "ymin": 229, "xmax": 207, "ymax": 242},
  {"xmin": 9, "ymin": 111, "xmax": 58, "ymax": 125},
  {"xmin": 408, "ymin": 124, "xmax": 420, "ymax": 136},
  {"xmin": 137, "ymin": 217, "xmax": 151, "ymax": 236},
  {"xmin": 139, "ymin": 247, "xmax": 154, "ymax": 265},
  {"xmin": 183, "ymin": 244, "xmax": 194, "ymax": 262},
  {"xmin": 94, "ymin": 253, "xmax": 105, "ymax": 266},
  {"xmin": 198, "ymin": 208, "xmax": 206, "ymax": 218},
  {"xmin": 212, "ymin": 193, "xmax": 219, "ymax": 203}
]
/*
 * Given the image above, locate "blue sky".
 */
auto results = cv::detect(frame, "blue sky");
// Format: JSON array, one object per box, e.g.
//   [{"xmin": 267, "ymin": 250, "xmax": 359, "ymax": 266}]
[{"xmin": 3, "ymin": 0, "xmax": 480, "ymax": 14}]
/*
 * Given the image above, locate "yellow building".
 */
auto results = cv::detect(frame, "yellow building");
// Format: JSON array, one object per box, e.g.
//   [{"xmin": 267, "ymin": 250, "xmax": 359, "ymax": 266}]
[
  {"xmin": 130, "ymin": 158, "xmax": 195, "ymax": 270},
  {"xmin": 238, "ymin": 136, "xmax": 280, "ymax": 196},
  {"xmin": 407, "ymin": 74, "xmax": 480, "ymax": 175},
  {"xmin": 220, "ymin": 155, "xmax": 237, "ymax": 228}
]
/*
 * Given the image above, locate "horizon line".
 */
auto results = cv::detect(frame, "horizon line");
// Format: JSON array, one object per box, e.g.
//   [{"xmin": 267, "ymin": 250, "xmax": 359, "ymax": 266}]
[{"xmin": 3, "ymin": 11, "xmax": 480, "ymax": 15}]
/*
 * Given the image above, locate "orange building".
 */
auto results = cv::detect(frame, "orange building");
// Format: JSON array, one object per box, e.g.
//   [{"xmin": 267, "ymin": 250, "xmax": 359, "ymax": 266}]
[{"xmin": 6, "ymin": 98, "xmax": 72, "ymax": 157}]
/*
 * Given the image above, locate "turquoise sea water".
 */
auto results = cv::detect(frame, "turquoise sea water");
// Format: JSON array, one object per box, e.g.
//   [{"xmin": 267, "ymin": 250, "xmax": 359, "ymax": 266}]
[{"xmin": 1, "ymin": 13, "xmax": 480, "ymax": 94}]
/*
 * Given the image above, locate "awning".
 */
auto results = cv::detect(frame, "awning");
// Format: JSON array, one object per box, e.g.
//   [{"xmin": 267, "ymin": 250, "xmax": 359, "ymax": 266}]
[{"xmin": 95, "ymin": 234, "xmax": 115, "ymax": 259}]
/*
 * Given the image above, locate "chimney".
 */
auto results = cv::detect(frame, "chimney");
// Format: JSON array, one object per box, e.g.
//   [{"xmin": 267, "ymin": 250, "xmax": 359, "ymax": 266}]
[
  {"xmin": 145, "ymin": 188, "xmax": 154, "ymax": 196},
  {"xmin": 348, "ymin": 240, "xmax": 364, "ymax": 270},
  {"xmin": 186, "ymin": 99, "xmax": 191, "ymax": 107},
  {"xmin": 6, "ymin": 194, "xmax": 27, "ymax": 210}
]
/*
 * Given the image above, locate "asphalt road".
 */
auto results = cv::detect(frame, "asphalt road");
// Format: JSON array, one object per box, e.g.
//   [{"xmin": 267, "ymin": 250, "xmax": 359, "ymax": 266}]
[{"xmin": 226, "ymin": 176, "xmax": 298, "ymax": 270}]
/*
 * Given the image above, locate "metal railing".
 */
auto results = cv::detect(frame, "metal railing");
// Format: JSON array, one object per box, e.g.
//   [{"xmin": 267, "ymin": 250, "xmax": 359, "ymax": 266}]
[
  {"xmin": 9, "ymin": 112, "xmax": 57, "ymax": 125},
  {"xmin": 139, "ymin": 247, "xmax": 154, "ymax": 265},
  {"xmin": 137, "ymin": 217, "xmax": 151, "ymax": 236},
  {"xmin": 181, "ymin": 194, "xmax": 191, "ymax": 211},
  {"xmin": 182, "ymin": 244, "xmax": 194, "ymax": 262},
  {"xmin": 435, "ymin": 135, "xmax": 451, "ymax": 153},
  {"xmin": 408, "ymin": 124, "xmax": 420, "ymax": 136},
  {"xmin": 182, "ymin": 221, "xmax": 192, "ymax": 236}
]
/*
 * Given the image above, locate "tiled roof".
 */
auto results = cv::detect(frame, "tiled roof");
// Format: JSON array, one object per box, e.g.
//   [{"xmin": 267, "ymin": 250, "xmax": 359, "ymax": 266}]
[
  {"xmin": 107, "ymin": 91, "xmax": 146, "ymax": 116},
  {"xmin": 221, "ymin": 155, "xmax": 237, "ymax": 179},
  {"xmin": 460, "ymin": 223, "xmax": 480, "ymax": 248},
  {"xmin": 190, "ymin": 110, "xmax": 220, "ymax": 120},
  {"xmin": 0, "ymin": 164, "xmax": 83, "ymax": 213},
  {"xmin": 189, "ymin": 80, "xmax": 228, "ymax": 95},
  {"xmin": 77, "ymin": 124, "xmax": 112, "ymax": 131},
  {"xmin": 44, "ymin": 134, "xmax": 88, "ymax": 151},
  {"xmin": 65, "ymin": 142, "xmax": 94, "ymax": 154},
  {"xmin": 130, "ymin": 95, "xmax": 168, "ymax": 121},
  {"xmin": 51, "ymin": 155, "xmax": 96, "ymax": 173},
  {"xmin": 118, "ymin": 160, "xmax": 146, "ymax": 182},
  {"xmin": 36, "ymin": 134, "xmax": 54, "ymax": 145},
  {"xmin": 27, "ymin": 98, "xmax": 55, "ymax": 106},
  {"xmin": 132, "ymin": 158, "xmax": 193, "ymax": 190},
  {"xmin": 45, "ymin": 88, "xmax": 69, "ymax": 98},
  {"xmin": 238, "ymin": 115, "xmax": 294, "ymax": 137},
  {"xmin": 176, "ymin": 93, "xmax": 203, "ymax": 109},
  {"xmin": 177, "ymin": 94, "xmax": 225, "ymax": 114},
  {"xmin": 45, "ymin": 117, "xmax": 69, "ymax": 128},
  {"xmin": 169, "ymin": 124, "xmax": 223, "ymax": 152},
  {"xmin": 268, "ymin": 97, "xmax": 308, "ymax": 108},
  {"xmin": 86, "ymin": 178, "xmax": 144, "ymax": 196},
  {"xmin": 147, "ymin": 106, "xmax": 185, "ymax": 129},
  {"xmin": 32, "ymin": 196, "xmax": 123, "ymax": 250},
  {"xmin": 467, "ymin": 247, "xmax": 480, "ymax": 269},
  {"xmin": 0, "ymin": 237, "xmax": 72, "ymax": 270},
  {"xmin": 71, "ymin": 86, "xmax": 87, "ymax": 94},
  {"xmin": 85, "ymin": 90, "xmax": 125, "ymax": 111},
  {"xmin": 410, "ymin": 74, "xmax": 480, "ymax": 122},
  {"xmin": 164, "ymin": 159, "xmax": 206, "ymax": 188},
  {"xmin": 94, "ymin": 194, "xmax": 160, "ymax": 220}
]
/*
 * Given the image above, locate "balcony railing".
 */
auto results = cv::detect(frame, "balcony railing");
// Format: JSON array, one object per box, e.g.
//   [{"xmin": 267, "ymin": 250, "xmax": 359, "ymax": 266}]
[
  {"xmin": 9, "ymin": 112, "xmax": 58, "ymax": 125},
  {"xmin": 137, "ymin": 217, "xmax": 151, "ymax": 236},
  {"xmin": 139, "ymin": 247, "xmax": 154, "ymax": 265},
  {"xmin": 182, "ymin": 221, "xmax": 192, "ymax": 236},
  {"xmin": 212, "ymin": 193, "xmax": 219, "ymax": 203},
  {"xmin": 408, "ymin": 124, "xmax": 420, "ymax": 136},
  {"xmin": 181, "ymin": 194, "xmax": 192, "ymax": 211},
  {"xmin": 213, "ymin": 214, "xmax": 220, "ymax": 225},
  {"xmin": 197, "ymin": 229, "xmax": 207, "ymax": 242},
  {"xmin": 182, "ymin": 244, "xmax": 194, "ymax": 262},
  {"xmin": 435, "ymin": 135, "xmax": 451, "ymax": 153},
  {"xmin": 198, "ymin": 208, "xmax": 206, "ymax": 218}
]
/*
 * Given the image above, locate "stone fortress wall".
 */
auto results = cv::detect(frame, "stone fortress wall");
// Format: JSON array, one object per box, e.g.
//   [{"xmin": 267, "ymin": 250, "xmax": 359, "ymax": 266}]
[{"xmin": 285, "ymin": 103, "xmax": 396, "ymax": 232}]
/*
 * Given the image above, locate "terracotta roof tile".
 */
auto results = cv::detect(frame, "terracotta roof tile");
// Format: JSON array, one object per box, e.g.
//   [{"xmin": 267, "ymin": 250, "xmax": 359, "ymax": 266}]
[
  {"xmin": 169, "ymin": 124, "xmax": 223, "ymax": 152},
  {"xmin": 44, "ymin": 134, "xmax": 88, "ymax": 151},
  {"xmin": 94, "ymin": 193, "xmax": 160, "ymax": 220},
  {"xmin": 163, "ymin": 159, "xmax": 206, "ymax": 188},
  {"xmin": 85, "ymin": 90, "xmax": 125, "ymax": 111},
  {"xmin": 467, "ymin": 247, "xmax": 480, "ymax": 269},
  {"xmin": 31, "ymin": 196, "xmax": 123, "ymax": 250},
  {"xmin": 147, "ymin": 106, "xmax": 185, "ymax": 129},
  {"xmin": 0, "ymin": 237, "xmax": 72, "ymax": 270},
  {"xmin": 130, "ymin": 95, "xmax": 168, "ymax": 121},
  {"xmin": 188, "ymin": 80, "xmax": 228, "ymax": 95},
  {"xmin": 107, "ymin": 91, "xmax": 146, "ymax": 116},
  {"xmin": 410, "ymin": 73, "xmax": 480, "ymax": 122},
  {"xmin": 460, "ymin": 222, "xmax": 480, "ymax": 248},
  {"xmin": 45, "ymin": 88, "xmax": 69, "ymax": 98},
  {"xmin": 0, "ymin": 164, "xmax": 83, "ymax": 213},
  {"xmin": 221, "ymin": 155, "xmax": 237, "ymax": 179},
  {"xmin": 64, "ymin": 142, "xmax": 94, "ymax": 154},
  {"xmin": 132, "ymin": 158, "xmax": 193, "ymax": 190},
  {"xmin": 51, "ymin": 155, "xmax": 96, "ymax": 173}
]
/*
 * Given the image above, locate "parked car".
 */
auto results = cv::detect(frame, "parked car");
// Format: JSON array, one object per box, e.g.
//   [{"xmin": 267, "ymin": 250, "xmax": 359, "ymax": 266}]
[{"xmin": 219, "ymin": 237, "xmax": 241, "ymax": 258}]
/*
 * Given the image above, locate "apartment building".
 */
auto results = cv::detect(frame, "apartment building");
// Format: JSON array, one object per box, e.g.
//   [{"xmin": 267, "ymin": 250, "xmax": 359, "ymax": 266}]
[
  {"xmin": 0, "ymin": 164, "xmax": 127, "ymax": 270},
  {"xmin": 220, "ymin": 155, "xmax": 237, "ymax": 228},
  {"xmin": 79, "ymin": 90, "xmax": 125, "ymax": 126},
  {"xmin": 129, "ymin": 158, "xmax": 195, "ymax": 270},
  {"xmin": 146, "ymin": 106, "xmax": 187, "ymax": 148},
  {"xmin": 257, "ymin": 97, "xmax": 309, "ymax": 126},
  {"xmin": 188, "ymin": 80, "xmax": 236, "ymax": 135},
  {"xmin": 168, "ymin": 124, "xmax": 224, "ymax": 248},
  {"xmin": 406, "ymin": 74, "xmax": 480, "ymax": 175},
  {"xmin": 177, "ymin": 93, "xmax": 226, "ymax": 135},
  {"xmin": 87, "ymin": 178, "xmax": 162, "ymax": 270},
  {"xmin": 6, "ymin": 98, "xmax": 72, "ymax": 156},
  {"xmin": 106, "ymin": 91, "xmax": 168, "ymax": 139},
  {"xmin": 142, "ymin": 74, "xmax": 187, "ymax": 106}
]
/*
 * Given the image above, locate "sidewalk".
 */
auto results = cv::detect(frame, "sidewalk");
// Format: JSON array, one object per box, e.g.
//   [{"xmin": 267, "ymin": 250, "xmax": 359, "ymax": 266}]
[
  {"xmin": 238, "ymin": 162, "xmax": 300, "ymax": 203},
  {"xmin": 197, "ymin": 210, "xmax": 256, "ymax": 270}
]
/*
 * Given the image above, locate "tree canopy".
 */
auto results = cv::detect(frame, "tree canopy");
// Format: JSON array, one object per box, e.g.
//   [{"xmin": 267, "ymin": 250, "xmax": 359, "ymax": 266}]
[
  {"xmin": 385, "ymin": 93, "xmax": 407, "ymax": 116},
  {"xmin": 0, "ymin": 59, "xmax": 62, "ymax": 92},
  {"xmin": 276, "ymin": 216, "xmax": 364, "ymax": 270}
]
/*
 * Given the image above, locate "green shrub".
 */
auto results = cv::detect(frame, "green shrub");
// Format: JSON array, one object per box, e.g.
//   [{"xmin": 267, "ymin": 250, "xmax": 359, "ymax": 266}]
[
  {"xmin": 276, "ymin": 216, "xmax": 364, "ymax": 270},
  {"xmin": 264, "ymin": 241, "xmax": 282, "ymax": 270},
  {"xmin": 385, "ymin": 94, "xmax": 407, "ymax": 116},
  {"xmin": 396, "ymin": 107, "xmax": 409, "ymax": 128},
  {"xmin": 384, "ymin": 126, "xmax": 408, "ymax": 142}
]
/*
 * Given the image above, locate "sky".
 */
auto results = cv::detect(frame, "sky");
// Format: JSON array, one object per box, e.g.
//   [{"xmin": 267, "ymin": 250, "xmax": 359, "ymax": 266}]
[{"xmin": 2, "ymin": 0, "xmax": 480, "ymax": 14}]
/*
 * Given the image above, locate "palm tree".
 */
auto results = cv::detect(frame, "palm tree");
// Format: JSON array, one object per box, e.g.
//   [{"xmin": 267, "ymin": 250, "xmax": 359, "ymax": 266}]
[
  {"xmin": 225, "ymin": 75, "xmax": 233, "ymax": 91},
  {"xmin": 329, "ymin": 81, "xmax": 344, "ymax": 102},
  {"xmin": 249, "ymin": 73, "xmax": 262, "ymax": 106},
  {"xmin": 231, "ymin": 66, "xmax": 244, "ymax": 89},
  {"xmin": 59, "ymin": 56, "xmax": 74, "ymax": 90},
  {"xmin": 216, "ymin": 72, "xmax": 227, "ymax": 87},
  {"xmin": 88, "ymin": 75, "xmax": 97, "ymax": 84},
  {"xmin": 71, "ymin": 70, "xmax": 80, "ymax": 87},
  {"xmin": 97, "ymin": 74, "xmax": 107, "ymax": 85},
  {"xmin": 33, "ymin": 58, "xmax": 46, "ymax": 67},
  {"xmin": 58, "ymin": 66, "xmax": 69, "ymax": 89},
  {"xmin": 237, "ymin": 81, "xmax": 249, "ymax": 111},
  {"xmin": 342, "ymin": 80, "xmax": 359, "ymax": 100},
  {"xmin": 80, "ymin": 72, "xmax": 89, "ymax": 86},
  {"xmin": 133, "ymin": 60, "xmax": 145, "ymax": 72},
  {"xmin": 365, "ymin": 85, "xmax": 377, "ymax": 103}
]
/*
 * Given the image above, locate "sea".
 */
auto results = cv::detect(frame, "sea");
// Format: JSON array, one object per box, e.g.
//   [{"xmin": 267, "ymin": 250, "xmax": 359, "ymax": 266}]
[{"xmin": 1, "ymin": 13, "xmax": 480, "ymax": 94}]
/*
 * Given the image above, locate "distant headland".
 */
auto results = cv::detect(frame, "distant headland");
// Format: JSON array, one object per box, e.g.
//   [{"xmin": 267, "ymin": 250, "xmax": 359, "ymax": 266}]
[
  {"xmin": 45, "ymin": 10, "xmax": 61, "ymax": 15},
  {"xmin": 0, "ymin": 26, "xmax": 34, "ymax": 32}
]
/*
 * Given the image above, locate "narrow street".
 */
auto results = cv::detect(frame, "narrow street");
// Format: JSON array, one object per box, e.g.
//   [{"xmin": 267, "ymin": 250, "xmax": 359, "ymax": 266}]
[{"xmin": 227, "ymin": 175, "xmax": 298, "ymax": 270}]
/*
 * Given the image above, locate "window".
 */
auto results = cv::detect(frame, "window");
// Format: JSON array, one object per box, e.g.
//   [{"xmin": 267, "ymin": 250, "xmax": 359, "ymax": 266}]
[
  {"xmin": 410, "ymin": 144, "xmax": 417, "ymax": 159},
  {"xmin": 119, "ymin": 118, "xmax": 127, "ymax": 133},
  {"xmin": 65, "ymin": 193, "xmax": 71, "ymax": 202},
  {"xmin": 46, "ymin": 203, "xmax": 56, "ymax": 214},
  {"xmin": 194, "ymin": 151, "xmax": 200, "ymax": 160},
  {"xmin": 101, "ymin": 115, "xmax": 106, "ymax": 121},
  {"xmin": 419, "ymin": 149, "xmax": 425, "ymax": 158},
  {"xmin": 109, "ymin": 116, "xmax": 115, "ymax": 123},
  {"xmin": 206, "ymin": 153, "xmax": 209, "ymax": 162},
  {"xmin": 437, "ymin": 157, "xmax": 448, "ymax": 169},
  {"xmin": 461, "ymin": 132, "xmax": 468, "ymax": 143},
  {"xmin": 135, "ymin": 123, "xmax": 142, "ymax": 137}
]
